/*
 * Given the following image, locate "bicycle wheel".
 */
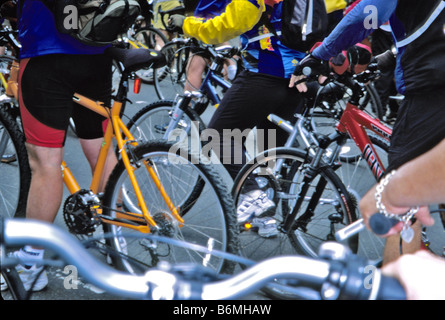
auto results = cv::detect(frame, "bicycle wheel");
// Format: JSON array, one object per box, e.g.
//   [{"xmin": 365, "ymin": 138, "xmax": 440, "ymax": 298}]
[
  {"xmin": 422, "ymin": 208, "xmax": 445, "ymax": 258},
  {"xmin": 1, "ymin": 268, "xmax": 28, "ymax": 300},
  {"xmin": 131, "ymin": 26, "xmax": 169, "ymax": 85},
  {"xmin": 153, "ymin": 39, "xmax": 190, "ymax": 100},
  {"xmin": 102, "ymin": 140, "xmax": 238, "ymax": 275},
  {"xmin": 126, "ymin": 100, "xmax": 205, "ymax": 143},
  {"xmin": 232, "ymin": 147, "xmax": 356, "ymax": 299},
  {"xmin": 358, "ymin": 82, "xmax": 385, "ymax": 121},
  {"xmin": 233, "ymin": 147, "xmax": 357, "ymax": 258},
  {"xmin": 0, "ymin": 106, "xmax": 31, "ymax": 218},
  {"xmin": 335, "ymin": 134, "xmax": 389, "ymax": 264}
]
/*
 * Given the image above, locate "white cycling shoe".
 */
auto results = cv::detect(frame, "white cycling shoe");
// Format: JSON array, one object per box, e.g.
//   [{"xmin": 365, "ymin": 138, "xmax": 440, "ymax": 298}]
[{"xmin": 237, "ymin": 190, "xmax": 276, "ymax": 223}]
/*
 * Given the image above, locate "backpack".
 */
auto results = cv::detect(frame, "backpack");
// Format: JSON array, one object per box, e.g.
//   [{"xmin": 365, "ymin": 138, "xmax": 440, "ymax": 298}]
[
  {"xmin": 52, "ymin": 0, "xmax": 141, "ymax": 46},
  {"xmin": 279, "ymin": 0, "xmax": 328, "ymax": 52}
]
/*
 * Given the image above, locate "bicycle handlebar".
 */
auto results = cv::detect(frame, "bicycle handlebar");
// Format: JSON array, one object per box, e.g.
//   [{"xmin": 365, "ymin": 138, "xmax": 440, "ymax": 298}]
[{"xmin": 0, "ymin": 218, "xmax": 406, "ymax": 300}]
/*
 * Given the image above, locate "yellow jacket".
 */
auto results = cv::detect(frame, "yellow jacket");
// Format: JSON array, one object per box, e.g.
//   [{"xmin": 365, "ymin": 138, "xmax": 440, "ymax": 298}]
[
  {"xmin": 182, "ymin": 0, "xmax": 266, "ymax": 45},
  {"xmin": 325, "ymin": 0, "xmax": 347, "ymax": 14}
]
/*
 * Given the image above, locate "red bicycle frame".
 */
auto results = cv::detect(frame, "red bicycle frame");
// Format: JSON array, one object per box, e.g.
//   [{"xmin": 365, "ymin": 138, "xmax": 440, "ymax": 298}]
[{"xmin": 336, "ymin": 101, "xmax": 392, "ymax": 181}]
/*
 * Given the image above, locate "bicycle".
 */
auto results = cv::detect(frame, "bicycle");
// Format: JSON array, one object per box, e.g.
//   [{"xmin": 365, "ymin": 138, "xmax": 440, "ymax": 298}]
[
  {"xmin": 152, "ymin": 35, "xmax": 239, "ymax": 102},
  {"xmin": 12, "ymin": 47, "xmax": 238, "ymax": 275},
  {"xmin": 231, "ymin": 52, "xmax": 397, "ymax": 281},
  {"xmin": 0, "ymin": 217, "xmax": 407, "ymax": 300},
  {"xmin": 117, "ymin": 1, "xmax": 173, "ymax": 86}
]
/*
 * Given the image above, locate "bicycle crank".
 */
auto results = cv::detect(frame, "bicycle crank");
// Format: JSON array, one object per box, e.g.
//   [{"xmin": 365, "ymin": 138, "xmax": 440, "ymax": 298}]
[{"xmin": 63, "ymin": 189, "xmax": 102, "ymax": 237}]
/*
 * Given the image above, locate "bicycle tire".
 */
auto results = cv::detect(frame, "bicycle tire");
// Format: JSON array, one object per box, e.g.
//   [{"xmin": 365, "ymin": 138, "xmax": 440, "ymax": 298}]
[
  {"xmin": 0, "ymin": 105, "xmax": 31, "ymax": 218},
  {"xmin": 335, "ymin": 134, "xmax": 389, "ymax": 264},
  {"xmin": 153, "ymin": 39, "xmax": 190, "ymax": 100},
  {"xmin": 102, "ymin": 140, "xmax": 238, "ymax": 275},
  {"xmin": 359, "ymin": 82, "xmax": 385, "ymax": 121},
  {"xmin": 123, "ymin": 100, "xmax": 207, "ymax": 216},
  {"xmin": 232, "ymin": 147, "xmax": 357, "ymax": 299},
  {"xmin": 1, "ymin": 268, "xmax": 28, "ymax": 300},
  {"xmin": 126, "ymin": 99, "xmax": 206, "ymax": 143},
  {"xmin": 131, "ymin": 26, "xmax": 169, "ymax": 85}
]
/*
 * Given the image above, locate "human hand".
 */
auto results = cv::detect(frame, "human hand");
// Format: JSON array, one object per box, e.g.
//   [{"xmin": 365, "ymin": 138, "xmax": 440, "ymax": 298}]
[
  {"xmin": 381, "ymin": 250, "xmax": 445, "ymax": 300},
  {"xmin": 168, "ymin": 14, "xmax": 185, "ymax": 33},
  {"xmin": 359, "ymin": 184, "xmax": 435, "ymax": 236},
  {"xmin": 289, "ymin": 54, "xmax": 329, "ymax": 92}
]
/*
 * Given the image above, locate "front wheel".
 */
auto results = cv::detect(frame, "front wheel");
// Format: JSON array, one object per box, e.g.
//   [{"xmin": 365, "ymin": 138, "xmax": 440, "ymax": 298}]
[
  {"xmin": 102, "ymin": 140, "xmax": 238, "ymax": 275},
  {"xmin": 232, "ymin": 147, "xmax": 357, "ymax": 299},
  {"xmin": 233, "ymin": 147, "xmax": 357, "ymax": 259},
  {"xmin": 126, "ymin": 100, "xmax": 205, "ymax": 143}
]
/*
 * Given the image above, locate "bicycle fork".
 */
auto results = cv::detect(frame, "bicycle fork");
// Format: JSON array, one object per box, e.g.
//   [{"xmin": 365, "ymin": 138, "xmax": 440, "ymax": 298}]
[
  {"xmin": 281, "ymin": 143, "xmax": 345, "ymax": 240},
  {"xmin": 163, "ymin": 91, "xmax": 201, "ymax": 140},
  {"xmin": 281, "ymin": 149, "xmax": 324, "ymax": 232}
]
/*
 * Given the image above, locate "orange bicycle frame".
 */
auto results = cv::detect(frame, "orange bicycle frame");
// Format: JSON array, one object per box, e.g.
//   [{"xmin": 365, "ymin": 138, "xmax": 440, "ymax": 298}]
[{"xmin": 62, "ymin": 93, "xmax": 183, "ymax": 233}]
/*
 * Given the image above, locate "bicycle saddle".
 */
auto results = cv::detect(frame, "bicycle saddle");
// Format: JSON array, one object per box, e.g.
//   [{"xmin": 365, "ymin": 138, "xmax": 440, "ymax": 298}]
[{"xmin": 105, "ymin": 47, "xmax": 167, "ymax": 72}]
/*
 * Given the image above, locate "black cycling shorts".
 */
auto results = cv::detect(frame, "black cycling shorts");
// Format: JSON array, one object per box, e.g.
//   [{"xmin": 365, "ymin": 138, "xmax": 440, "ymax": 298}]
[
  {"xmin": 19, "ymin": 54, "xmax": 112, "ymax": 147},
  {"xmin": 388, "ymin": 90, "xmax": 445, "ymax": 170}
]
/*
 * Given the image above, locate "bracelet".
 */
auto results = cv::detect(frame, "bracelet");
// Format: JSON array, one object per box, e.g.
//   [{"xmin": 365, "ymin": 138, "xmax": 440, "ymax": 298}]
[{"xmin": 374, "ymin": 170, "xmax": 419, "ymax": 223}]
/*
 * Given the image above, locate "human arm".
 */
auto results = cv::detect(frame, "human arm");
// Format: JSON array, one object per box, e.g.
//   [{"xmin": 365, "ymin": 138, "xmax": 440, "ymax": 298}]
[
  {"xmin": 181, "ymin": 0, "xmax": 265, "ymax": 45},
  {"xmin": 381, "ymin": 250, "xmax": 445, "ymax": 300},
  {"xmin": 358, "ymin": 138, "xmax": 445, "ymax": 233},
  {"xmin": 312, "ymin": 0, "xmax": 396, "ymax": 60},
  {"xmin": 290, "ymin": 0, "xmax": 396, "ymax": 90}
]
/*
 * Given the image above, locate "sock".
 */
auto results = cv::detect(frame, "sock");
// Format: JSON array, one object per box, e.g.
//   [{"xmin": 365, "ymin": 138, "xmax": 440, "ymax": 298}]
[{"xmin": 18, "ymin": 246, "xmax": 45, "ymax": 268}]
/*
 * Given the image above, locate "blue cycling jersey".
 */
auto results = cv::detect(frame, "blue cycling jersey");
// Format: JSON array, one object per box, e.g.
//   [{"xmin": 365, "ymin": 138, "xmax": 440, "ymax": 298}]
[
  {"xmin": 18, "ymin": 0, "xmax": 107, "ymax": 59},
  {"xmin": 240, "ymin": 2, "xmax": 306, "ymax": 78},
  {"xmin": 312, "ymin": 0, "xmax": 445, "ymax": 94}
]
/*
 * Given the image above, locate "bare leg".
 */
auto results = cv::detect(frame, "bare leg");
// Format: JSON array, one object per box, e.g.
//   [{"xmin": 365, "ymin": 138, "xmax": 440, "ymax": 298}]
[
  {"xmin": 184, "ymin": 55, "xmax": 206, "ymax": 92},
  {"xmin": 382, "ymin": 220, "xmax": 422, "ymax": 265},
  {"xmin": 25, "ymin": 143, "xmax": 64, "ymax": 223},
  {"xmin": 79, "ymin": 137, "xmax": 118, "ymax": 193}
]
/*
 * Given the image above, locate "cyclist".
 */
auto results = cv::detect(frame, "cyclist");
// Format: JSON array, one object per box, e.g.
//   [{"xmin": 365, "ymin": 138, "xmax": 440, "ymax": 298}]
[
  {"xmin": 359, "ymin": 138, "xmax": 445, "ymax": 233},
  {"xmin": 153, "ymin": 0, "xmax": 184, "ymax": 47},
  {"xmin": 359, "ymin": 137, "xmax": 445, "ymax": 299},
  {"xmin": 169, "ymin": 0, "xmax": 311, "ymax": 237},
  {"xmin": 169, "ymin": 0, "xmax": 238, "ymax": 93},
  {"xmin": 13, "ymin": 0, "xmax": 122, "ymax": 291},
  {"xmin": 290, "ymin": 0, "xmax": 445, "ymax": 264}
]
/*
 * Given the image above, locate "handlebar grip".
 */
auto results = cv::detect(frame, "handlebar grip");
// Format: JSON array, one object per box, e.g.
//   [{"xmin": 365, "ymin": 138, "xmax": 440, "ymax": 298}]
[
  {"xmin": 369, "ymin": 213, "xmax": 399, "ymax": 235},
  {"xmin": 376, "ymin": 275, "xmax": 406, "ymax": 300}
]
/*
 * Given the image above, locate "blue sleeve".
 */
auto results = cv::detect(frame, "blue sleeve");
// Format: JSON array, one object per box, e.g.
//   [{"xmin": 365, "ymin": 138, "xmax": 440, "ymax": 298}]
[{"xmin": 312, "ymin": 0, "xmax": 398, "ymax": 60}]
